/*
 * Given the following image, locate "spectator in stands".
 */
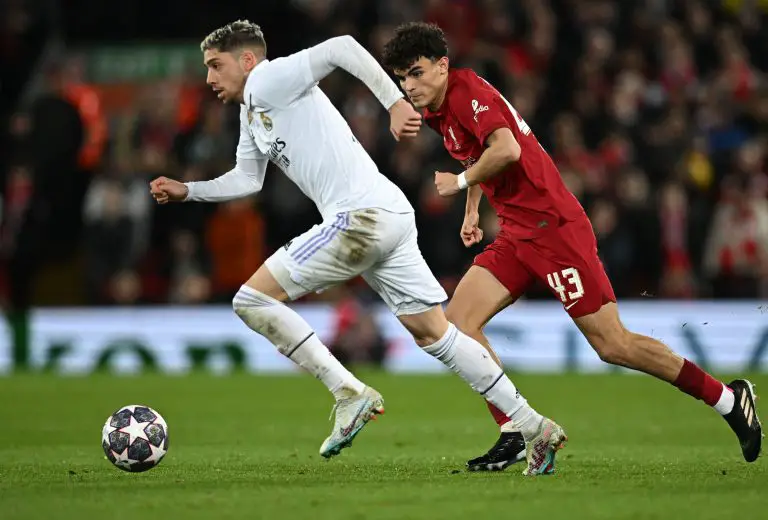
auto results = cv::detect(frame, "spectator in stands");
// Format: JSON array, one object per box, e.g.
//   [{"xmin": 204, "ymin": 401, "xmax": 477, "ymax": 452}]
[
  {"xmin": 704, "ymin": 173, "xmax": 768, "ymax": 298},
  {"xmin": 83, "ymin": 180, "xmax": 139, "ymax": 303},
  {"xmin": 167, "ymin": 229, "xmax": 211, "ymax": 304},
  {"xmin": 205, "ymin": 199, "xmax": 266, "ymax": 302},
  {"xmin": 4, "ymin": 0, "xmax": 768, "ymax": 306}
]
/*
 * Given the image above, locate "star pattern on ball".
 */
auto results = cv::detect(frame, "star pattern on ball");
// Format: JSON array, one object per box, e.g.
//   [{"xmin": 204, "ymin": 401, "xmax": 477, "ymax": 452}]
[
  {"xmin": 146, "ymin": 443, "xmax": 166, "ymax": 464},
  {"xmin": 103, "ymin": 405, "xmax": 168, "ymax": 473},
  {"xmin": 112, "ymin": 447, "xmax": 139, "ymax": 470},
  {"xmin": 120, "ymin": 415, "xmax": 152, "ymax": 445}
]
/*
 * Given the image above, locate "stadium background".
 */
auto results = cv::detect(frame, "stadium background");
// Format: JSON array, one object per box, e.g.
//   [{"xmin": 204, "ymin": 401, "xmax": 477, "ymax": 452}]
[
  {"xmin": 3, "ymin": 5, "xmax": 768, "ymax": 519},
  {"xmin": 1, "ymin": 0, "xmax": 768, "ymax": 374}
]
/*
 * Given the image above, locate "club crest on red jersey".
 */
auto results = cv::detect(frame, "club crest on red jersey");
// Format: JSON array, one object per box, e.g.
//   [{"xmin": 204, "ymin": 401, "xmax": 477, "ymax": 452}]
[{"xmin": 446, "ymin": 126, "xmax": 460, "ymax": 150}]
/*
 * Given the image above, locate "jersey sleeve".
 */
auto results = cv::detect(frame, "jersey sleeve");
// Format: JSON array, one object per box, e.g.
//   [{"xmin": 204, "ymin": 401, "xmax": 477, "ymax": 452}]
[
  {"xmin": 452, "ymin": 81, "xmax": 511, "ymax": 146},
  {"xmin": 184, "ymin": 158, "xmax": 267, "ymax": 202},
  {"xmin": 248, "ymin": 50, "xmax": 316, "ymax": 109},
  {"xmin": 305, "ymin": 36, "xmax": 403, "ymax": 110},
  {"xmin": 235, "ymin": 106, "xmax": 262, "ymax": 160},
  {"xmin": 249, "ymin": 37, "xmax": 403, "ymax": 111},
  {"xmin": 183, "ymin": 107, "xmax": 268, "ymax": 202}
]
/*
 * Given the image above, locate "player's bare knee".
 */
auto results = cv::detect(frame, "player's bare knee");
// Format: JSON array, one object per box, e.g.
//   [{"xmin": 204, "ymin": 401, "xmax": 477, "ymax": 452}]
[
  {"xmin": 410, "ymin": 322, "xmax": 446, "ymax": 348},
  {"xmin": 590, "ymin": 328, "xmax": 633, "ymax": 367},
  {"xmin": 413, "ymin": 334, "xmax": 437, "ymax": 349},
  {"xmin": 244, "ymin": 264, "xmax": 291, "ymax": 302},
  {"xmin": 398, "ymin": 306, "xmax": 451, "ymax": 348},
  {"xmin": 445, "ymin": 307, "xmax": 481, "ymax": 337},
  {"xmin": 405, "ymin": 323, "xmax": 445, "ymax": 348}
]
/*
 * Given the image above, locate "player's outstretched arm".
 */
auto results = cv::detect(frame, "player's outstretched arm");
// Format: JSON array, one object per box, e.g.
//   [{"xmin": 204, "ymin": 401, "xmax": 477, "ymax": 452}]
[
  {"xmin": 307, "ymin": 35, "xmax": 403, "ymax": 110},
  {"xmin": 149, "ymin": 158, "xmax": 268, "ymax": 204},
  {"xmin": 253, "ymin": 36, "xmax": 420, "ymax": 138},
  {"xmin": 306, "ymin": 36, "xmax": 421, "ymax": 140}
]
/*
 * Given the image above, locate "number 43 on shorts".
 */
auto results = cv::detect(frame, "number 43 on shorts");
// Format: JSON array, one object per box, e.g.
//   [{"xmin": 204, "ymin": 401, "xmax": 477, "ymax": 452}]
[{"xmin": 547, "ymin": 267, "xmax": 584, "ymax": 309}]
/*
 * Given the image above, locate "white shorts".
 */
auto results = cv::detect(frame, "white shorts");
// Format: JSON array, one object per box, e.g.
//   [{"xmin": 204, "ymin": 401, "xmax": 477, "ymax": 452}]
[{"xmin": 265, "ymin": 209, "xmax": 448, "ymax": 316}]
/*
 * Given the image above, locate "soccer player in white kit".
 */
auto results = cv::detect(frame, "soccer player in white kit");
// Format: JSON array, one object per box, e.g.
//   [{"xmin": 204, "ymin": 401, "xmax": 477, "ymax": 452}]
[{"xmin": 150, "ymin": 20, "xmax": 564, "ymax": 475}]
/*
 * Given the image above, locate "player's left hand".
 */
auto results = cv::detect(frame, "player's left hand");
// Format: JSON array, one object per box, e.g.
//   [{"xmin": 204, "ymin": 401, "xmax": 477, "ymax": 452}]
[
  {"xmin": 461, "ymin": 212, "xmax": 483, "ymax": 247},
  {"xmin": 434, "ymin": 171, "xmax": 460, "ymax": 197}
]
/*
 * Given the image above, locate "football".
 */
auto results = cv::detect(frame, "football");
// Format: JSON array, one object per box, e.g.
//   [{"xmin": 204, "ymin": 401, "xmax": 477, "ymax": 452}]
[{"xmin": 101, "ymin": 405, "xmax": 169, "ymax": 472}]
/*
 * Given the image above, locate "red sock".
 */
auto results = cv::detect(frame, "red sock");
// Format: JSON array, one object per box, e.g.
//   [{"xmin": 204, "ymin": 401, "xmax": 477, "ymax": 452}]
[
  {"xmin": 673, "ymin": 359, "xmax": 728, "ymax": 406},
  {"xmin": 487, "ymin": 401, "xmax": 511, "ymax": 427}
]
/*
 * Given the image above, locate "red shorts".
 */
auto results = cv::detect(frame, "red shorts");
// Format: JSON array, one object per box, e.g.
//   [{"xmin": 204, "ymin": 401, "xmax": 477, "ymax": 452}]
[{"xmin": 473, "ymin": 217, "xmax": 616, "ymax": 318}]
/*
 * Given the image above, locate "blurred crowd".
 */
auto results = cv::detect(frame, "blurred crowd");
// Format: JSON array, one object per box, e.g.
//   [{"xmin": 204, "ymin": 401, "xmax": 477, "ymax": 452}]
[{"xmin": 2, "ymin": 0, "xmax": 768, "ymax": 314}]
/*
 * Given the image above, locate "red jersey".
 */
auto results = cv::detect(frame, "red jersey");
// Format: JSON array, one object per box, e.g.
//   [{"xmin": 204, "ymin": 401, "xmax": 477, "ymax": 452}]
[{"xmin": 424, "ymin": 68, "xmax": 585, "ymax": 238}]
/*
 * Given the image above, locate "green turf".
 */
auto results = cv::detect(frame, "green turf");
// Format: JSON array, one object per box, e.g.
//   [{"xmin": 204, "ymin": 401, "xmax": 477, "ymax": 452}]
[{"xmin": 0, "ymin": 372, "xmax": 766, "ymax": 519}]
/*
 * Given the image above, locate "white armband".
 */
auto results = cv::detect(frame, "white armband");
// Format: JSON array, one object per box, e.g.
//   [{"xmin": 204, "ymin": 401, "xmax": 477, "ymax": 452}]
[{"xmin": 457, "ymin": 171, "xmax": 469, "ymax": 190}]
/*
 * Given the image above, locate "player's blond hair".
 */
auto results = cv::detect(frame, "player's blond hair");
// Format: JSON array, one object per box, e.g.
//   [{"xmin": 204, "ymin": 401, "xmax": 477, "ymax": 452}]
[{"xmin": 200, "ymin": 20, "xmax": 267, "ymax": 55}]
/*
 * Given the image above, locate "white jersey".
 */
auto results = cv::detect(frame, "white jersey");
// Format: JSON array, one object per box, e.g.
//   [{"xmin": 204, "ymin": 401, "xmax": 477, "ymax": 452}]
[
  {"xmin": 237, "ymin": 52, "xmax": 412, "ymax": 220},
  {"xmin": 186, "ymin": 36, "xmax": 447, "ymax": 314}
]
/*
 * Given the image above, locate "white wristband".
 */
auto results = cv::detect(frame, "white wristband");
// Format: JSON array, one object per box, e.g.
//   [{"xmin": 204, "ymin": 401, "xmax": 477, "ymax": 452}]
[{"xmin": 457, "ymin": 171, "xmax": 469, "ymax": 190}]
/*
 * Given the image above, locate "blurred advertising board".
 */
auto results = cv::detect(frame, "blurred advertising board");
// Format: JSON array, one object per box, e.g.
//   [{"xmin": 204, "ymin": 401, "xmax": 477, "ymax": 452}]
[
  {"xmin": 0, "ymin": 301, "xmax": 765, "ymax": 374},
  {"xmin": 68, "ymin": 43, "xmax": 205, "ymax": 113}
]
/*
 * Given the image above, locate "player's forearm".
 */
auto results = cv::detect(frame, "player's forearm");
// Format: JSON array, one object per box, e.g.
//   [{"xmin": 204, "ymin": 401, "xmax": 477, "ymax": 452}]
[
  {"xmin": 465, "ymin": 185, "xmax": 482, "ymax": 215},
  {"xmin": 184, "ymin": 163, "xmax": 265, "ymax": 202},
  {"xmin": 307, "ymin": 35, "xmax": 403, "ymax": 110},
  {"xmin": 463, "ymin": 144, "xmax": 517, "ymax": 186}
]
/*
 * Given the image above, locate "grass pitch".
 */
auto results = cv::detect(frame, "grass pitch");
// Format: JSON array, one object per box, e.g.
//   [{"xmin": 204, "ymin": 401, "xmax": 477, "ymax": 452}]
[{"xmin": 1, "ymin": 372, "xmax": 766, "ymax": 519}]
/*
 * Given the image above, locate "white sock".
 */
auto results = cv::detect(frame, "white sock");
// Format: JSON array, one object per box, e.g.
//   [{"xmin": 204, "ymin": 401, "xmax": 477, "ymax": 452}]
[
  {"xmin": 714, "ymin": 384, "xmax": 735, "ymax": 415},
  {"xmin": 423, "ymin": 324, "xmax": 543, "ymax": 440},
  {"xmin": 233, "ymin": 285, "xmax": 365, "ymax": 399}
]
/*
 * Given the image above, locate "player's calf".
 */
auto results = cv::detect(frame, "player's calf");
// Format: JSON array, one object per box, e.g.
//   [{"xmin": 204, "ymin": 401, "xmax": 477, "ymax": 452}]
[
  {"xmin": 232, "ymin": 283, "xmax": 366, "ymax": 401},
  {"xmin": 576, "ymin": 302, "xmax": 685, "ymax": 382},
  {"xmin": 399, "ymin": 308, "xmax": 555, "ymax": 453},
  {"xmin": 445, "ymin": 277, "xmax": 517, "ymax": 432},
  {"xmin": 233, "ymin": 283, "xmax": 387, "ymax": 457},
  {"xmin": 421, "ymin": 323, "xmax": 544, "ymax": 442},
  {"xmin": 576, "ymin": 302, "xmax": 763, "ymax": 462}
]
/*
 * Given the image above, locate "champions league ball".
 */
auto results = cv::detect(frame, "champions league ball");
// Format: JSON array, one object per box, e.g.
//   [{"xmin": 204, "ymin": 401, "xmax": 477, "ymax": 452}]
[{"xmin": 102, "ymin": 405, "xmax": 169, "ymax": 472}]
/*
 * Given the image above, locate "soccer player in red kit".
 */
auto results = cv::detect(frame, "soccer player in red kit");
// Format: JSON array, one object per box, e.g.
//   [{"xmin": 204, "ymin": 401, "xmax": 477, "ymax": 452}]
[{"xmin": 382, "ymin": 22, "xmax": 762, "ymax": 471}]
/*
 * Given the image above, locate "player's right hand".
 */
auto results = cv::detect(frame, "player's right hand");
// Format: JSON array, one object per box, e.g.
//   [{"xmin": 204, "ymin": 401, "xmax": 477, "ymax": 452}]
[
  {"xmin": 461, "ymin": 212, "xmax": 483, "ymax": 247},
  {"xmin": 388, "ymin": 98, "xmax": 422, "ymax": 141},
  {"xmin": 149, "ymin": 176, "xmax": 188, "ymax": 204}
]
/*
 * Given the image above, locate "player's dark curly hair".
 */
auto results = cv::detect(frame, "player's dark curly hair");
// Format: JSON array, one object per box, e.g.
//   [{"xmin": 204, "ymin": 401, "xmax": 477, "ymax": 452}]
[
  {"xmin": 200, "ymin": 19, "xmax": 267, "ymax": 55},
  {"xmin": 381, "ymin": 22, "xmax": 448, "ymax": 71}
]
